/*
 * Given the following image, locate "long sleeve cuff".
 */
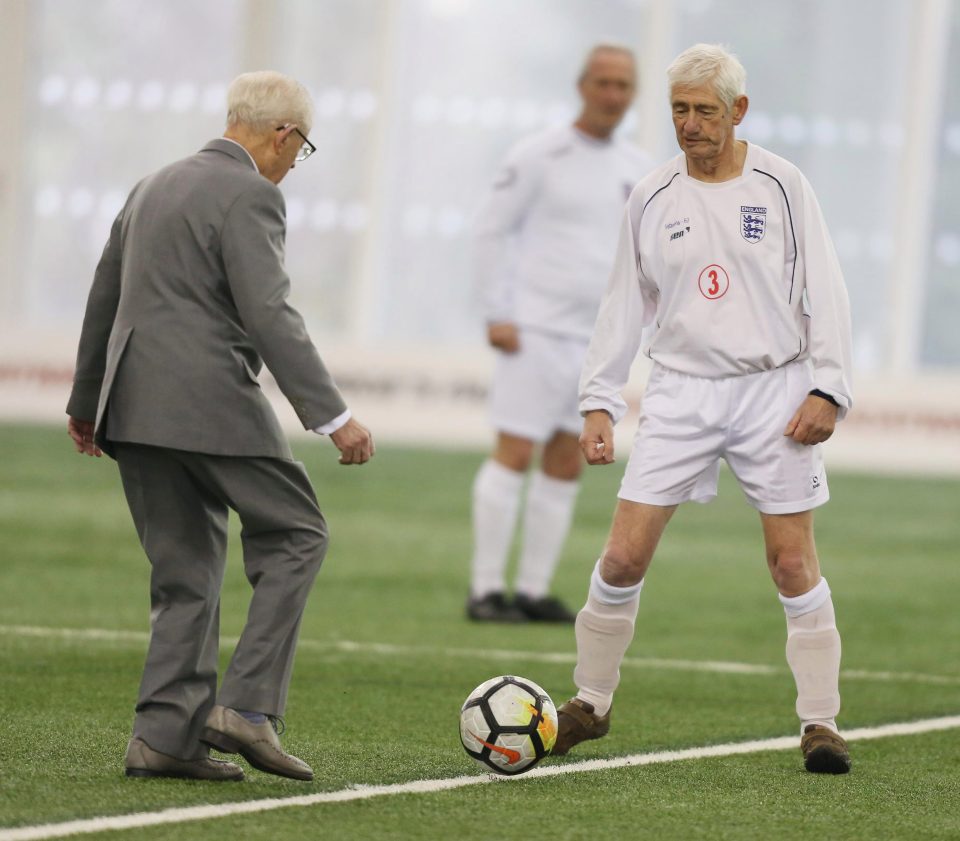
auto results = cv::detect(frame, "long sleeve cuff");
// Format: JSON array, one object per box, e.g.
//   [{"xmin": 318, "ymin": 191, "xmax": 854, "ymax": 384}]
[{"xmin": 313, "ymin": 408, "xmax": 351, "ymax": 435}]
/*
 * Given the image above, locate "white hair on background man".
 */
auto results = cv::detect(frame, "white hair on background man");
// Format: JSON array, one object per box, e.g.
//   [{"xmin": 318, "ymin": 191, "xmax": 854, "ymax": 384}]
[
  {"xmin": 666, "ymin": 43, "xmax": 747, "ymax": 109},
  {"xmin": 226, "ymin": 70, "xmax": 314, "ymax": 133}
]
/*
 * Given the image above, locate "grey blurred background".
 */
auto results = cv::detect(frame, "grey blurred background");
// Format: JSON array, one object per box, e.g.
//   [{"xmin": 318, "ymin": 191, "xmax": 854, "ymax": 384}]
[{"xmin": 1, "ymin": 0, "xmax": 958, "ymax": 471}]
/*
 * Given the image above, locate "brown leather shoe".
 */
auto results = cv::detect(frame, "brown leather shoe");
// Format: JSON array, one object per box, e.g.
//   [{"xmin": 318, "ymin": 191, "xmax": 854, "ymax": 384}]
[
  {"xmin": 552, "ymin": 697, "xmax": 611, "ymax": 757},
  {"xmin": 124, "ymin": 737, "xmax": 244, "ymax": 781},
  {"xmin": 201, "ymin": 705, "xmax": 314, "ymax": 781},
  {"xmin": 801, "ymin": 724, "xmax": 851, "ymax": 774}
]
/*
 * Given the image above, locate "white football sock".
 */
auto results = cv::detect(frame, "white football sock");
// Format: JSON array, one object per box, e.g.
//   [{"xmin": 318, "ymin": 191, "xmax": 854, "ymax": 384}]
[
  {"xmin": 470, "ymin": 459, "xmax": 525, "ymax": 598},
  {"xmin": 573, "ymin": 560, "xmax": 643, "ymax": 716},
  {"xmin": 515, "ymin": 472, "xmax": 580, "ymax": 599},
  {"xmin": 780, "ymin": 577, "xmax": 842, "ymax": 735}
]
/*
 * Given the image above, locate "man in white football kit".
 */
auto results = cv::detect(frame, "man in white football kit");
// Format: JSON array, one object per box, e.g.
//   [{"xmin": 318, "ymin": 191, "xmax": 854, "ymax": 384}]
[
  {"xmin": 467, "ymin": 45, "xmax": 656, "ymax": 623},
  {"xmin": 553, "ymin": 44, "xmax": 854, "ymax": 774}
]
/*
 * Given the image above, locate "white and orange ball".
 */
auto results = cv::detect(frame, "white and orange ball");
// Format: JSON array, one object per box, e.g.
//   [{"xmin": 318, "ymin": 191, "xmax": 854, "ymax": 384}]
[{"xmin": 459, "ymin": 675, "xmax": 558, "ymax": 775}]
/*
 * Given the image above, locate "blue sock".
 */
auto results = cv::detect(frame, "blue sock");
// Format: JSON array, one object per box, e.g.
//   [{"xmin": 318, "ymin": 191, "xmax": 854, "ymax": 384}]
[{"xmin": 236, "ymin": 709, "xmax": 267, "ymax": 724}]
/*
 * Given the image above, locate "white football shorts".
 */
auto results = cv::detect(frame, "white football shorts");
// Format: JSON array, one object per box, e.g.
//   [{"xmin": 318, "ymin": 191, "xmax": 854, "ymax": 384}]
[
  {"xmin": 489, "ymin": 328, "xmax": 588, "ymax": 443},
  {"xmin": 619, "ymin": 361, "xmax": 830, "ymax": 514}
]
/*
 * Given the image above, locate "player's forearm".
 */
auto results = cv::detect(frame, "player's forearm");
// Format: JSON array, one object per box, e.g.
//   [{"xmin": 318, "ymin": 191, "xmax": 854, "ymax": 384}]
[
  {"xmin": 474, "ymin": 239, "xmax": 516, "ymax": 324},
  {"xmin": 799, "ymin": 182, "xmax": 854, "ymax": 417},
  {"xmin": 578, "ymin": 333, "xmax": 637, "ymax": 425},
  {"xmin": 578, "ymin": 221, "xmax": 650, "ymax": 423}
]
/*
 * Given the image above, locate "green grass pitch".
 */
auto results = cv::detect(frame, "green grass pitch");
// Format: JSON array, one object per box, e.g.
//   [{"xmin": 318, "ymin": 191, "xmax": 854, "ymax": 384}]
[{"xmin": 1, "ymin": 423, "xmax": 958, "ymax": 840}]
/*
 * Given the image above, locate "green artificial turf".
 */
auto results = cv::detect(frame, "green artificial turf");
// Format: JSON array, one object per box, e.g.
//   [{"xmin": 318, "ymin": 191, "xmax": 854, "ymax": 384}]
[{"xmin": 0, "ymin": 423, "xmax": 958, "ymax": 839}]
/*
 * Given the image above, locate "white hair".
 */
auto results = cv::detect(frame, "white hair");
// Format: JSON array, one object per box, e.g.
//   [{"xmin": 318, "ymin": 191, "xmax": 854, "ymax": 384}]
[
  {"xmin": 666, "ymin": 43, "xmax": 746, "ymax": 109},
  {"xmin": 226, "ymin": 71, "xmax": 314, "ymax": 134},
  {"xmin": 578, "ymin": 43, "xmax": 637, "ymax": 83}
]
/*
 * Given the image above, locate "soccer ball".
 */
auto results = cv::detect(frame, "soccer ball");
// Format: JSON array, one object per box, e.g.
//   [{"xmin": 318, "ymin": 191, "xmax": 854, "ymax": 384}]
[{"xmin": 459, "ymin": 675, "xmax": 558, "ymax": 775}]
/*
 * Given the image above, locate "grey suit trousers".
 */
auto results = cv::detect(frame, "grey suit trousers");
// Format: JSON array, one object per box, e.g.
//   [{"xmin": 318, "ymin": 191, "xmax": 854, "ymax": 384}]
[{"xmin": 115, "ymin": 443, "xmax": 327, "ymax": 759}]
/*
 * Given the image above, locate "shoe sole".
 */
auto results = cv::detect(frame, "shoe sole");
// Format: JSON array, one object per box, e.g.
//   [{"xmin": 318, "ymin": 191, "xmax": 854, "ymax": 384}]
[
  {"xmin": 521, "ymin": 615, "xmax": 575, "ymax": 623},
  {"xmin": 466, "ymin": 612, "xmax": 528, "ymax": 623},
  {"xmin": 552, "ymin": 717, "xmax": 610, "ymax": 756},
  {"xmin": 125, "ymin": 767, "xmax": 243, "ymax": 781},
  {"xmin": 552, "ymin": 728, "xmax": 607, "ymax": 756},
  {"xmin": 200, "ymin": 727, "xmax": 314, "ymax": 782}
]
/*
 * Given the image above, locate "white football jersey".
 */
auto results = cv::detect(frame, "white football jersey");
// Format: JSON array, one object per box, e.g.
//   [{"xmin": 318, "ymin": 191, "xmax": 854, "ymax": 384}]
[
  {"xmin": 580, "ymin": 142, "xmax": 853, "ymax": 423},
  {"xmin": 474, "ymin": 125, "xmax": 656, "ymax": 339}
]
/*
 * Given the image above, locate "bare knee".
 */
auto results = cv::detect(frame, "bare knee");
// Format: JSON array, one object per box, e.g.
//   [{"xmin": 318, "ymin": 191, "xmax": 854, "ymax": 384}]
[
  {"xmin": 769, "ymin": 548, "xmax": 819, "ymax": 596},
  {"xmin": 542, "ymin": 455, "xmax": 582, "ymax": 481},
  {"xmin": 760, "ymin": 511, "xmax": 819, "ymax": 596},
  {"xmin": 598, "ymin": 501, "xmax": 674, "ymax": 588},
  {"xmin": 599, "ymin": 543, "xmax": 648, "ymax": 588},
  {"xmin": 493, "ymin": 434, "xmax": 535, "ymax": 473},
  {"xmin": 541, "ymin": 433, "xmax": 583, "ymax": 481}
]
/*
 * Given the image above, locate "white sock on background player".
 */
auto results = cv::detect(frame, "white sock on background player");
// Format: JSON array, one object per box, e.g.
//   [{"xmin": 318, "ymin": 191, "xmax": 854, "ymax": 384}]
[
  {"xmin": 470, "ymin": 459, "xmax": 525, "ymax": 598},
  {"xmin": 779, "ymin": 577, "xmax": 841, "ymax": 734},
  {"xmin": 515, "ymin": 471, "xmax": 579, "ymax": 599},
  {"xmin": 573, "ymin": 560, "xmax": 643, "ymax": 716}
]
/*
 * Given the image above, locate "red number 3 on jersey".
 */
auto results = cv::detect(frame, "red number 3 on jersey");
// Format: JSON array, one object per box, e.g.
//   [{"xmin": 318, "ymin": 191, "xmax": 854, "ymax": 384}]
[{"xmin": 698, "ymin": 264, "xmax": 730, "ymax": 300}]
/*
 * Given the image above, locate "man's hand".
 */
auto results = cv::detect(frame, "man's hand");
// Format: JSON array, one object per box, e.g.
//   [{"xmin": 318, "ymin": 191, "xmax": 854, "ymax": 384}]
[
  {"xmin": 580, "ymin": 410, "xmax": 615, "ymax": 465},
  {"xmin": 330, "ymin": 417, "xmax": 375, "ymax": 465},
  {"xmin": 67, "ymin": 417, "xmax": 102, "ymax": 457},
  {"xmin": 487, "ymin": 322, "xmax": 520, "ymax": 353},
  {"xmin": 783, "ymin": 394, "xmax": 838, "ymax": 445}
]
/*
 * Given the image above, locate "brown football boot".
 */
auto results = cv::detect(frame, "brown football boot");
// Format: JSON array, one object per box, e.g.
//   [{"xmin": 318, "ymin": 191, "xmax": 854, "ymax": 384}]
[
  {"xmin": 801, "ymin": 724, "xmax": 851, "ymax": 774},
  {"xmin": 552, "ymin": 697, "xmax": 611, "ymax": 756}
]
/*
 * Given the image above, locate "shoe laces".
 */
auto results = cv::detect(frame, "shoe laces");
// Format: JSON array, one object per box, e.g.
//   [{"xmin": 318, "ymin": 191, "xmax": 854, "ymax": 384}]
[{"xmin": 267, "ymin": 715, "xmax": 286, "ymax": 736}]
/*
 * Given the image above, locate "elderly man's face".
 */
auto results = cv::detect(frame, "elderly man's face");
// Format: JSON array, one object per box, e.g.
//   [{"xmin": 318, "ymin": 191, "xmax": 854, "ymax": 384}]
[
  {"xmin": 670, "ymin": 83, "xmax": 747, "ymax": 163},
  {"xmin": 578, "ymin": 52, "xmax": 636, "ymax": 133}
]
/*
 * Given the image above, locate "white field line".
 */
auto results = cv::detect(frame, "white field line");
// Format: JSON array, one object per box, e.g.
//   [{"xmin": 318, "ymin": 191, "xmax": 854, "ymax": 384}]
[
  {"xmin": 2, "ymin": 714, "xmax": 960, "ymax": 841},
  {"xmin": 2, "ymin": 623, "xmax": 959, "ymax": 687}
]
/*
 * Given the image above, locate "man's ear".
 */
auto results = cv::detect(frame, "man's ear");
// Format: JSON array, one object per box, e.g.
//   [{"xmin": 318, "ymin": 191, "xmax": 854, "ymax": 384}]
[
  {"xmin": 731, "ymin": 95, "xmax": 749, "ymax": 126},
  {"xmin": 273, "ymin": 125, "xmax": 293, "ymax": 153}
]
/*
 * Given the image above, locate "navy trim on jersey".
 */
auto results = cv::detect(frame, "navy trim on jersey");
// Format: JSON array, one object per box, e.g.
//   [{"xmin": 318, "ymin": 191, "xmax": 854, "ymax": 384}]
[
  {"xmin": 638, "ymin": 171, "xmax": 681, "ymax": 278},
  {"xmin": 786, "ymin": 335, "xmax": 803, "ymax": 364},
  {"xmin": 753, "ymin": 168, "xmax": 798, "ymax": 303},
  {"xmin": 810, "ymin": 388, "xmax": 840, "ymax": 406},
  {"xmin": 641, "ymin": 171, "xmax": 681, "ymax": 215}
]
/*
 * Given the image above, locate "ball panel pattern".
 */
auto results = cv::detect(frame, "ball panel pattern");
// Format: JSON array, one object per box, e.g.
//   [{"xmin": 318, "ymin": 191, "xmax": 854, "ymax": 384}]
[{"xmin": 459, "ymin": 674, "xmax": 558, "ymax": 775}]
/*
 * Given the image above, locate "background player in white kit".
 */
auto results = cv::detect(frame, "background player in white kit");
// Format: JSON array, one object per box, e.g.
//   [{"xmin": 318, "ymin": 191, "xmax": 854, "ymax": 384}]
[
  {"xmin": 467, "ymin": 45, "xmax": 656, "ymax": 623},
  {"xmin": 553, "ymin": 44, "xmax": 854, "ymax": 774}
]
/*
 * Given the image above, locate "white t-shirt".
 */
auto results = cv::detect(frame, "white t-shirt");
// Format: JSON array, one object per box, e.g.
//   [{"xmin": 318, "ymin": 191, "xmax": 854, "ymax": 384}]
[
  {"xmin": 580, "ymin": 142, "xmax": 854, "ymax": 423},
  {"xmin": 475, "ymin": 125, "xmax": 656, "ymax": 340}
]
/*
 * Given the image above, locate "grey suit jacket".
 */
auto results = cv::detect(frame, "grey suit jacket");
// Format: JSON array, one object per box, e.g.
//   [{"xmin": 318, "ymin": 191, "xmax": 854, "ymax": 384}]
[{"xmin": 66, "ymin": 139, "xmax": 348, "ymax": 460}]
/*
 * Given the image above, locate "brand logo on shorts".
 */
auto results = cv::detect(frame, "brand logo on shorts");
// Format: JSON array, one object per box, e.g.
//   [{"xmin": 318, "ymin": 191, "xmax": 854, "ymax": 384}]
[
  {"xmin": 740, "ymin": 205, "xmax": 766, "ymax": 243},
  {"xmin": 811, "ymin": 474, "xmax": 821, "ymax": 489}
]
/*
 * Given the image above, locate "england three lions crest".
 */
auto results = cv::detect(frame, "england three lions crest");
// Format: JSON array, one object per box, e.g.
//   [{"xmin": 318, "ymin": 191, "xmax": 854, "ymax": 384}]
[{"xmin": 740, "ymin": 205, "xmax": 766, "ymax": 243}]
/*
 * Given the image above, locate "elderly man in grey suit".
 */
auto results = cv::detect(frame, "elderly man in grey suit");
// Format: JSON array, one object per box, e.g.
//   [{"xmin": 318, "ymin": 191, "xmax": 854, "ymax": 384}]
[{"xmin": 66, "ymin": 71, "xmax": 374, "ymax": 783}]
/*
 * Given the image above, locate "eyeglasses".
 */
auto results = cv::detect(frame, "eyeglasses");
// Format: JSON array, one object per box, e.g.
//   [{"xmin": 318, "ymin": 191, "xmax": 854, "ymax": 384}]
[{"xmin": 276, "ymin": 125, "xmax": 316, "ymax": 162}]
